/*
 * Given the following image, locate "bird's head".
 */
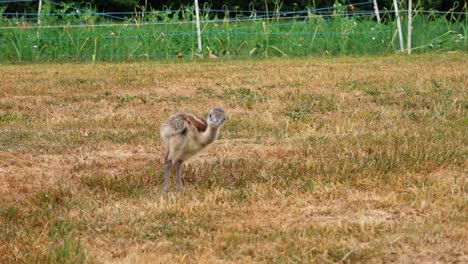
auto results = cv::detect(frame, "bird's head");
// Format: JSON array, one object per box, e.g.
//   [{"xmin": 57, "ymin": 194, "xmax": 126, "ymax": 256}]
[{"xmin": 208, "ymin": 107, "xmax": 226, "ymax": 127}]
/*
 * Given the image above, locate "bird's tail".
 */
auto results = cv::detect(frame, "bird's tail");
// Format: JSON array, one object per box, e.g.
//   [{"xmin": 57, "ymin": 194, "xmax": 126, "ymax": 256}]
[{"xmin": 160, "ymin": 118, "xmax": 187, "ymax": 141}]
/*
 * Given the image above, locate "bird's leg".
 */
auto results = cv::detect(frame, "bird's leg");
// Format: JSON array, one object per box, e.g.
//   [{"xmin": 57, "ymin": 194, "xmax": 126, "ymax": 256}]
[
  {"xmin": 163, "ymin": 159, "xmax": 172, "ymax": 192},
  {"xmin": 175, "ymin": 160, "xmax": 184, "ymax": 192}
]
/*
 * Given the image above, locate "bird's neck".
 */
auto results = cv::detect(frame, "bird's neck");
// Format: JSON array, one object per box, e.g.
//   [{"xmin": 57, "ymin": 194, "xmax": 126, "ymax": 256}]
[{"xmin": 200, "ymin": 125, "xmax": 219, "ymax": 146}]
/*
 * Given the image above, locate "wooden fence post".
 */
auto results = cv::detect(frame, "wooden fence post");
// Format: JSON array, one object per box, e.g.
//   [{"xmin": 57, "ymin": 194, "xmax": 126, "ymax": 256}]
[
  {"xmin": 393, "ymin": 0, "xmax": 405, "ymax": 53},
  {"xmin": 408, "ymin": 0, "xmax": 413, "ymax": 54}
]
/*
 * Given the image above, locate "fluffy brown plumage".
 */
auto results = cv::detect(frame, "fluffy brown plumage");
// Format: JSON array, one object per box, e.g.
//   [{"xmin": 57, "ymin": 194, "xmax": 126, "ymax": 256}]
[{"xmin": 160, "ymin": 107, "xmax": 226, "ymax": 192}]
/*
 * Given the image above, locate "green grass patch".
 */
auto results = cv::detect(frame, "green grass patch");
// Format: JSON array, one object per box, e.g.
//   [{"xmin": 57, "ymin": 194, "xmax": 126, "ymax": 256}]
[{"xmin": 0, "ymin": 4, "xmax": 466, "ymax": 62}]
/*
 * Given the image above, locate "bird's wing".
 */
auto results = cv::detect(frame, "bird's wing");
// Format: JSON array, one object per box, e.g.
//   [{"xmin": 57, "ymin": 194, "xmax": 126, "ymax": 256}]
[
  {"xmin": 175, "ymin": 113, "xmax": 208, "ymax": 133},
  {"xmin": 161, "ymin": 113, "xmax": 208, "ymax": 139},
  {"xmin": 166, "ymin": 115, "xmax": 188, "ymax": 135}
]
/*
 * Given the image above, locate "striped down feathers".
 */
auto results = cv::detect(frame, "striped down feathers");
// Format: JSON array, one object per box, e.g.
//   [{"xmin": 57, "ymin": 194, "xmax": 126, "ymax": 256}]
[{"xmin": 168, "ymin": 113, "xmax": 207, "ymax": 134}]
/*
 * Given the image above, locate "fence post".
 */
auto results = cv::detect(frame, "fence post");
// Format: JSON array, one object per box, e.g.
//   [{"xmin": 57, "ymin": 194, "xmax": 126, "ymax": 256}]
[
  {"xmin": 373, "ymin": 0, "xmax": 381, "ymax": 23},
  {"xmin": 194, "ymin": 0, "xmax": 202, "ymax": 54},
  {"xmin": 37, "ymin": 0, "xmax": 43, "ymax": 25},
  {"xmin": 407, "ymin": 0, "xmax": 413, "ymax": 54},
  {"xmin": 393, "ymin": 0, "xmax": 405, "ymax": 53}
]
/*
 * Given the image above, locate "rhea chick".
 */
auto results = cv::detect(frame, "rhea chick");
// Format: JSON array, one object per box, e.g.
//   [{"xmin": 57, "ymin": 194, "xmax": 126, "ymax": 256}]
[{"xmin": 160, "ymin": 107, "xmax": 226, "ymax": 192}]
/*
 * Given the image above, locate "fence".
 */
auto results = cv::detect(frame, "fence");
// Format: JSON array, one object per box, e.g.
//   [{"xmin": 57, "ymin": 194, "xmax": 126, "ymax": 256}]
[{"xmin": 0, "ymin": 0, "xmax": 466, "ymax": 62}]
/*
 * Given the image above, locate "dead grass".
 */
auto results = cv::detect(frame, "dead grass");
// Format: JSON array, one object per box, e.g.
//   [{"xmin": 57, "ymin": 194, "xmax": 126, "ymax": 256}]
[{"xmin": 0, "ymin": 53, "xmax": 467, "ymax": 263}]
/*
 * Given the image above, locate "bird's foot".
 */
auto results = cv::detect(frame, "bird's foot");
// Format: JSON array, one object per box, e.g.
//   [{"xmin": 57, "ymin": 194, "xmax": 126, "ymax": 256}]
[{"xmin": 176, "ymin": 185, "xmax": 183, "ymax": 192}]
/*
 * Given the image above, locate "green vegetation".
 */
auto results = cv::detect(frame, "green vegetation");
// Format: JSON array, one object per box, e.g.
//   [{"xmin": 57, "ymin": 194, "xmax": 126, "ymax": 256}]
[
  {"xmin": 0, "ymin": 2, "xmax": 466, "ymax": 62},
  {"xmin": 1, "ymin": 0, "xmax": 462, "ymax": 14}
]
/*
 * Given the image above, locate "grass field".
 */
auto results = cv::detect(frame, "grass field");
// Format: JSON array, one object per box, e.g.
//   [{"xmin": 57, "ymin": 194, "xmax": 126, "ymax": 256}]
[{"xmin": 0, "ymin": 53, "xmax": 467, "ymax": 263}]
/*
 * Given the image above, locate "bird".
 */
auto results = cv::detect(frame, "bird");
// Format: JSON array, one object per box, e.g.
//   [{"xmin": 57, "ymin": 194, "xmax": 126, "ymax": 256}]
[{"xmin": 160, "ymin": 107, "xmax": 226, "ymax": 192}]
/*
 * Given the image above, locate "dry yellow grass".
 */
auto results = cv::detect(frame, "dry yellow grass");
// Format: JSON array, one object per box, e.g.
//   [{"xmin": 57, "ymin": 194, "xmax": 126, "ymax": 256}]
[{"xmin": 0, "ymin": 53, "xmax": 467, "ymax": 263}]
